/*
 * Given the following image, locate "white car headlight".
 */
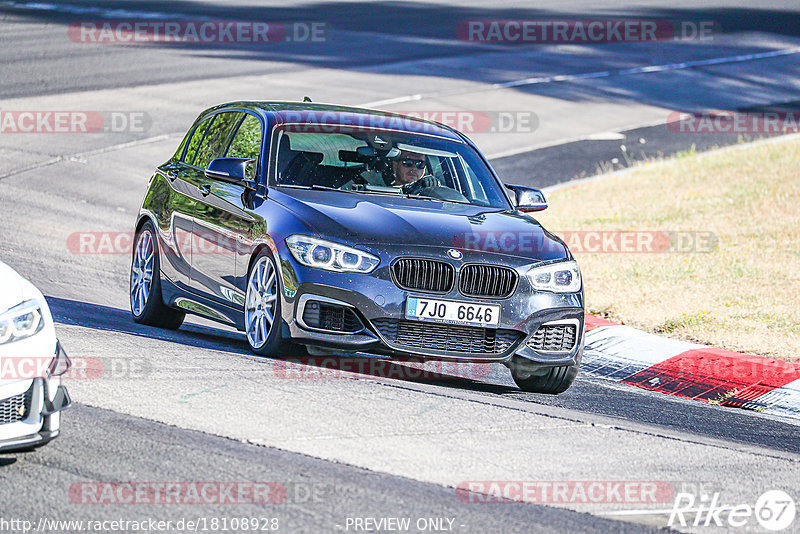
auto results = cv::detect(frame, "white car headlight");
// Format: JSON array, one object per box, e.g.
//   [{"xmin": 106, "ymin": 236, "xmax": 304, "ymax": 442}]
[
  {"xmin": 0, "ymin": 299, "xmax": 44, "ymax": 344},
  {"xmin": 527, "ymin": 260, "xmax": 582, "ymax": 293},
  {"xmin": 286, "ymin": 235, "xmax": 380, "ymax": 274}
]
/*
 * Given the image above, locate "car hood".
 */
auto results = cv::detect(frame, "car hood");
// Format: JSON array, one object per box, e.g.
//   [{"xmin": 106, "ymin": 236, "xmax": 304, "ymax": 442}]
[
  {"xmin": 273, "ymin": 189, "xmax": 569, "ymax": 261},
  {"xmin": 0, "ymin": 261, "xmax": 29, "ymax": 314}
]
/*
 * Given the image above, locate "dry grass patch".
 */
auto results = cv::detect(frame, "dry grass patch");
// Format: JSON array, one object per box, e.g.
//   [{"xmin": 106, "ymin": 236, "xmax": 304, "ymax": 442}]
[{"xmin": 535, "ymin": 138, "xmax": 800, "ymax": 362}]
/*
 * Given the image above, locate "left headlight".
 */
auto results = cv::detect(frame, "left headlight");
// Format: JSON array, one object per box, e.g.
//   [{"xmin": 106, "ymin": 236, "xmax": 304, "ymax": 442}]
[
  {"xmin": 527, "ymin": 260, "xmax": 582, "ymax": 293},
  {"xmin": 0, "ymin": 300, "xmax": 44, "ymax": 344},
  {"xmin": 286, "ymin": 235, "xmax": 380, "ymax": 274}
]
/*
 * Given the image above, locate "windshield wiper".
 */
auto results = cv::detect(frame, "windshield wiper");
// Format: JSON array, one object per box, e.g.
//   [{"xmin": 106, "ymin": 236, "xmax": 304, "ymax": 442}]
[
  {"xmin": 404, "ymin": 193, "xmax": 472, "ymax": 206},
  {"xmin": 403, "ymin": 193, "xmax": 437, "ymax": 202},
  {"xmin": 279, "ymin": 184, "xmax": 349, "ymax": 193},
  {"xmin": 282, "ymin": 183, "xmax": 401, "ymax": 197}
]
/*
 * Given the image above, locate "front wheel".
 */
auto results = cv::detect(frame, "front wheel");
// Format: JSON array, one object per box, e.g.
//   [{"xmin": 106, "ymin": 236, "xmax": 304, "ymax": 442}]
[
  {"xmin": 245, "ymin": 251, "xmax": 300, "ymax": 357},
  {"xmin": 130, "ymin": 221, "xmax": 185, "ymax": 329},
  {"xmin": 509, "ymin": 358, "xmax": 578, "ymax": 394}
]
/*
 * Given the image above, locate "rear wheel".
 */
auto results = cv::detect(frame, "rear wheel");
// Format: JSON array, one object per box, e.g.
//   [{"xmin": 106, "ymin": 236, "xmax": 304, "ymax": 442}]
[
  {"xmin": 130, "ymin": 221, "xmax": 185, "ymax": 329},
  {"xmin": 509, "ymin": 358, "xmax": 578, "ymax": 394},
  {"xmin": 245, "ymin": 251, "xmax": 300, "ymax": 357}
]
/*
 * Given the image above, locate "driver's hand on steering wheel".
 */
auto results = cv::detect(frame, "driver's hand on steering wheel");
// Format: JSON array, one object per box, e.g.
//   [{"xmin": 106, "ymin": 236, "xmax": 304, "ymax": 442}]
[{"xmin": 402, "ymin": 174, "xmax": 440, "ymax": 195}]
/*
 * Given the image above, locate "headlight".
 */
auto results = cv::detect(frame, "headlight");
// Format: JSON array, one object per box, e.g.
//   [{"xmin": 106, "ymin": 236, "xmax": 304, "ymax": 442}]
[
  {"xmin": 527, "ymin": 260, "xmax": 582, "ymax": 293},
  {"xmin": 286, "ymin": 236, "xmax": 380, "ymax": 274},
  {"xmin": 0, "ymin": 300, "xmax": 45, "ymax": 344}
]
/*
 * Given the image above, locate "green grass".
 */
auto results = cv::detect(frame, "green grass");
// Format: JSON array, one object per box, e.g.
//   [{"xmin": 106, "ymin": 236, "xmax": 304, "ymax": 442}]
[{"xmin": 536, "ymin": 137, "xmax": 800, "ymax": 362}]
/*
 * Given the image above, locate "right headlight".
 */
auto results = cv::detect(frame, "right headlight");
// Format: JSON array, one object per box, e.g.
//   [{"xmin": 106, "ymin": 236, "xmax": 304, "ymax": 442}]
[
  {"xmin": 0, "ymin": 300, "xmax": 44, "ymax": 344},
  {"xmin": 527, "ymin": 260, "xmax": 582, "ymax": 293},
  {"xmin": 286, "ymin": 235, "xmax": 380, "ymax": 274}
]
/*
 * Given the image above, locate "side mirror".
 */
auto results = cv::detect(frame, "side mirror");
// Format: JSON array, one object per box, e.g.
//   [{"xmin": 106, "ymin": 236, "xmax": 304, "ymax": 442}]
[
  {"xmin": 505, "ymin": 184, "xmax": 548, "ymax": 212},
  {"xmin": 205, "ymin": 158, "xmax": 256, "ymax": 189}
]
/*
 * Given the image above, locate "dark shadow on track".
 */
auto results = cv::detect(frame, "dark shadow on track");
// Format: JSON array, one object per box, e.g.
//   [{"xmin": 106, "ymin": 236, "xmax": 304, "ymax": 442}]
[
  {"xmin": 46, "ymin": 295, "xmax": 523, "ymax": 393},
  {"xmin": 46, "ymin": 296, "xmax": 252, "ymax": 355}
]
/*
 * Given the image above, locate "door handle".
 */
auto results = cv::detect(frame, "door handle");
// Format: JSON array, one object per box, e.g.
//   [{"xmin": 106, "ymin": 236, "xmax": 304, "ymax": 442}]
[{"xmin": 199, "ymin": 184, "xmax": 211, "ymax": 196}]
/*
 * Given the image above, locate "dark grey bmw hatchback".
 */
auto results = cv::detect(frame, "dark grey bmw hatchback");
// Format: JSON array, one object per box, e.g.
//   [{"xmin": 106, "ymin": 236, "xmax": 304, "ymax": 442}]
[{"xmin": 130, "ymin": 101, "xmax": 584, "ymax": 393}]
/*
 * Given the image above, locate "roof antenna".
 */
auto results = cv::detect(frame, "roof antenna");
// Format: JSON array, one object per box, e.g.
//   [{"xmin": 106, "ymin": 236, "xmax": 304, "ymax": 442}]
[{"xmin": 303, "ymin": 96, "xmax": 312, "ymax": 102}]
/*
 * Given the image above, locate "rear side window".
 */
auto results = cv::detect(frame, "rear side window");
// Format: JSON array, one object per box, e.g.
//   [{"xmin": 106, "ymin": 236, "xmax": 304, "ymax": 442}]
[
  {"xmin": 194, "ymin": 112, "xmax": 242, "ymax": 169},
  {"xmin": 183, "ymin": 117, "xmax": 213, "ymax": 164},
  {"xmin": 174, "ymin": 129, "xmax": 191, "ymax": 161}
]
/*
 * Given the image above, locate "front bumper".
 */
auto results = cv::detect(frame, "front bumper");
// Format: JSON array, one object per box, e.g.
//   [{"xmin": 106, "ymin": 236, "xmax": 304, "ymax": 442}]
[
  {"xmin": 0, "ymin": 429, "xmax": 60, "ymax": 453},
  {"xmin": 279, "ymin": 251, "xmax": 583, "ymax": 365},
  {"xmin": 0, "ymin": 341, "xmax": 72, "ymax": 453}
]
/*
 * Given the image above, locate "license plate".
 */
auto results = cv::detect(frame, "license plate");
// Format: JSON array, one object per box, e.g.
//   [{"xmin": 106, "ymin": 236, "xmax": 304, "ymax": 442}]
[{"xmin": 405, "ymin": 297, "xmax": 500, "ymax": 327}]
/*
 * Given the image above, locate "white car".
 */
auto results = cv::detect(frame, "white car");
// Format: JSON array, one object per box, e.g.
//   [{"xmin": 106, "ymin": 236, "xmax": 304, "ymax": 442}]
[{"xmin": 0, "ymin": 260, "xmax": 71, "ymax": 452}]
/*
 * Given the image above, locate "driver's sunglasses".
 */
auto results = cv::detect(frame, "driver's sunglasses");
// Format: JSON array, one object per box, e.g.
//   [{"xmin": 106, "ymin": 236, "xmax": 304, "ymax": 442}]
[{"xmin": 399, "ymin": 158, "xmax": 426, "ymax": 170}]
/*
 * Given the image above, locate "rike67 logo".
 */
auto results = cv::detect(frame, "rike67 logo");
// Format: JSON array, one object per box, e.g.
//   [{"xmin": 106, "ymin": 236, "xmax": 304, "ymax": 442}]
[{"xmin": 668, "ymin": 489, "xmax": 795, "ymax": 530}]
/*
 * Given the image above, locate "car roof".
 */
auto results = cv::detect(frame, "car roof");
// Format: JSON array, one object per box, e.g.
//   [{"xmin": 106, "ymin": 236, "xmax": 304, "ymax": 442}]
[{"xmin": 202, "ymin": 101, "xmax": 465, "ymax": 141}]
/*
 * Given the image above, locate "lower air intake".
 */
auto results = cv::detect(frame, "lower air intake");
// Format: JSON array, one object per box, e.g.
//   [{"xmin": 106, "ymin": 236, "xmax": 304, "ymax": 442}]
[{"xmin": 372, "ymin": 318, "xmax": 521, "ymax": 355}]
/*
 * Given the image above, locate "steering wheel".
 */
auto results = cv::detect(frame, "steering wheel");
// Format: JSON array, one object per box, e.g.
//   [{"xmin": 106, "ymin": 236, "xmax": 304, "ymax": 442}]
[{"xmin": 402, "ymin": 176, "xmax": 468, "ymax": 203}]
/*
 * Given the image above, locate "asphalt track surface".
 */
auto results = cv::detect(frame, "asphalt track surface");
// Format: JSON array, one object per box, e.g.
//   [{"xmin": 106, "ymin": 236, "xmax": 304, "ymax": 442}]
[{"xmin": 1, "ymin": 1, "xmax": 799, "ymax": 532}]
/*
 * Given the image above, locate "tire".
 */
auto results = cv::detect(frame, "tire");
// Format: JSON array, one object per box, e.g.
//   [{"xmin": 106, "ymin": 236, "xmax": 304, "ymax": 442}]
[
  {"xmin": 244, "ymin": 250, "xmax": 300, "ymax": 357},
  {"xmin": 130, "ymin": 221, "xmax": 185, "ymax": 330},
  {"xmin": 510, "ymin": 359, "xmax": 579, "ymax": 395}
]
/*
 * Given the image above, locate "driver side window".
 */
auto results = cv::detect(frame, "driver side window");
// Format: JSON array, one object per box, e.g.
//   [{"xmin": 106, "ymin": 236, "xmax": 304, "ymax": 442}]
[{"xmin": 226, "ymin": 114, "xmax": 262, "ymax": 180}]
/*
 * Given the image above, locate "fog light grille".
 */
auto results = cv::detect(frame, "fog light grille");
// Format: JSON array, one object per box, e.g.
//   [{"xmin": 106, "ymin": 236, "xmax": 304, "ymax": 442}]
[
  {"xmin": 0, "ymin": 384, "xmax": 34, "ymax": 425},
  {"xmin": 302, "ymin": 301, "xmax": 363, "ymax": 333},
  {"xmin": 527, "ymin": 323, "xmax": 578, "ymax": 352}
]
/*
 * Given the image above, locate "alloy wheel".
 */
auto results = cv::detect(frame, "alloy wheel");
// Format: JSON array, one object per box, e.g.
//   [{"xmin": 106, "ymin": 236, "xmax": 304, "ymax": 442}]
[
  {"xmin": 246, "ymin": 256, "xmax": 278, "ymax": 349},
  {"xmin": 130, "ymin": 230, "xmax": 154, "ymax": 316}
]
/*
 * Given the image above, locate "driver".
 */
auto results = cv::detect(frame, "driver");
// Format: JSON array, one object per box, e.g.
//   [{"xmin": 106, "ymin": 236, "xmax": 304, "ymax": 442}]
[{"xmin": 391, "ymin": 150, "xmax": 439, "ymax": 190}]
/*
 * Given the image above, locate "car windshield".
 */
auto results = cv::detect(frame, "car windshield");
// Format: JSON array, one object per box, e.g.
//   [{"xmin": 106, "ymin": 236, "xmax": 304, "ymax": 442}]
[{"xmin": 273, "ymin": 127, "xmax": 510, "ymax": 209}]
